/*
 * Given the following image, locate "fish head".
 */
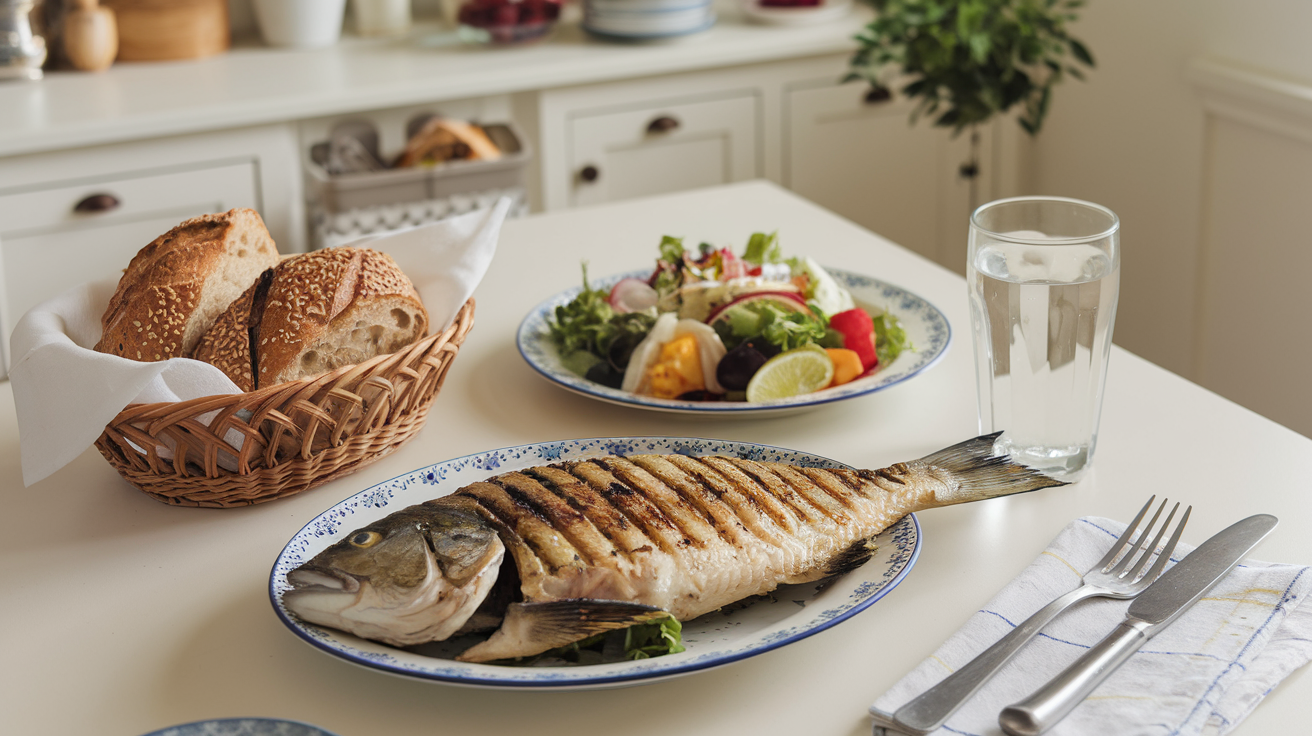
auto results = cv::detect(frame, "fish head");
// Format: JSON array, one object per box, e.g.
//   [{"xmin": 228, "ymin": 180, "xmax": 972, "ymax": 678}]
[{"xmin": 283, "ymin": 499, "xmax": 505, "ymax": 647}]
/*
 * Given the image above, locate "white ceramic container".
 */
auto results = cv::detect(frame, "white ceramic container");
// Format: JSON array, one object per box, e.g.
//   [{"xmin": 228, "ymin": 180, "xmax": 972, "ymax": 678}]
[
  {"xmin": 253, "ymin": 0, "xmax": 348, "ymax": 48},
  {"xmin": 352, "ymin": 0, "xmax": 412, "ymax": 36}
]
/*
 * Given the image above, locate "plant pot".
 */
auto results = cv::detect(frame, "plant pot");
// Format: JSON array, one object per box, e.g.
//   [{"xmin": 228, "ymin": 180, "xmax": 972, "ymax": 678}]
[{"xmin": 253, "ymin": 0, "xmax": 347, "ymax": 48}]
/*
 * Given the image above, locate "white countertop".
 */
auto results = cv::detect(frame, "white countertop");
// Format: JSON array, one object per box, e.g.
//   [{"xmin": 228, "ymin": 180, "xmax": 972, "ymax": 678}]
[
  {"xmin": 0, "ymin": 6, "xmax": 871, "ymax": 159},
  {"xmin": 2, "ymin": 181, "xmax": 1308, "ymax": 735}
]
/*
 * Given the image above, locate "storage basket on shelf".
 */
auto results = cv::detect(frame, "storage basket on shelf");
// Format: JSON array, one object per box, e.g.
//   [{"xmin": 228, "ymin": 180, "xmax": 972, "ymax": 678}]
[
  {"xmin": 306, "ymin": 121, "xmax": 531, "ymax": 249},
  {"xmin": 94, "ymin": 299, "xmax": 475, "ymax": 508}
]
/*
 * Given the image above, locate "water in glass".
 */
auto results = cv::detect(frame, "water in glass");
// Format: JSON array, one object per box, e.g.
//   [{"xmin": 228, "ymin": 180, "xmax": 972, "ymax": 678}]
[{"xmin": 968, "ymin": 238, "xmax": 1119, "ymax": 480}]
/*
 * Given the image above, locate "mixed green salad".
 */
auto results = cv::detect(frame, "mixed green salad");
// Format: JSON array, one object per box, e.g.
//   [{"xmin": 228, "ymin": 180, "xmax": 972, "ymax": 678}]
[{"xmin": 548, "ymin": 233, "xmax": 910, "ymax": 403}]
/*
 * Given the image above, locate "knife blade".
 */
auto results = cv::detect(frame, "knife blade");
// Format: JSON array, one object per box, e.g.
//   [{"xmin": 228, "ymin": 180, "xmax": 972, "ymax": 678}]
[{"xmin": 997, "ymin": 513, "xmax": 1278, "ymax": 736}]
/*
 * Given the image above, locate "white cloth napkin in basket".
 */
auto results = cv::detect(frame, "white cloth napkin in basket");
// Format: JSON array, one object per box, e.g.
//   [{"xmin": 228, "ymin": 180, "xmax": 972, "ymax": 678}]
[
  {"xmin": 871, "ymin": 516, "xmax": 1312, "ymax": 736},
  {"xmin": 10, "ymin": 198, "xmax": 509, "ymax": 487}
]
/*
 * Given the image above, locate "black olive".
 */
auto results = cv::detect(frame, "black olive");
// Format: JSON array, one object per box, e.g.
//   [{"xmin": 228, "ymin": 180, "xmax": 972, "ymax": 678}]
[
  {"xmin": 676, "ymin": 390, "xmax": 721, "ymax": 402},
  {"xmin": 744, "ymin": 338, "xmax": 780, "ymax": 359},
  {"xmin": 585, "ymin": 362, "xmax": 625, "ymax": 389},
  {"xmin": 717, "ymin": 343, "xmax": 769, "ymax": 391}
]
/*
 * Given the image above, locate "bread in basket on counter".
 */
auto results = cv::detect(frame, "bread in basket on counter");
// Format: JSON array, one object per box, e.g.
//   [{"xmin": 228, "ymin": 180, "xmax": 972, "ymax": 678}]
[
  {"xmin": 193, "ymin": 247, "xmax": 429, "ymax": 391},
  {"xmin": 90, "ymin": 209, "xmax": 473, "ymax": 508}
]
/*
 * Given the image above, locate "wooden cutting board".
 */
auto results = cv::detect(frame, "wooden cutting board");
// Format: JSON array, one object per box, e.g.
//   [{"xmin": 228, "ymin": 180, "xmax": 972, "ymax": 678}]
[{"xmin": 102, "ymin": 0, "xmax": 229, "ymax": 61}]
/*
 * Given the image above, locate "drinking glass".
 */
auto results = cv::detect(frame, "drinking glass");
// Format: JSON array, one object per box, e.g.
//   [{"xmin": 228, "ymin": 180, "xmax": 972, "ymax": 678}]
[{"xmin": 967, "ymin": 196, "xmax": 1120, "ymax": 481}]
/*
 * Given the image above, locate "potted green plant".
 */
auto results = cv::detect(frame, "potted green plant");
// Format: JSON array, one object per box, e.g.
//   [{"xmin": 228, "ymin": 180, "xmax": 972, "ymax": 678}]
[{"xmin": 847, "ymin": 0, "xmax": 1095, "ymax": 202}]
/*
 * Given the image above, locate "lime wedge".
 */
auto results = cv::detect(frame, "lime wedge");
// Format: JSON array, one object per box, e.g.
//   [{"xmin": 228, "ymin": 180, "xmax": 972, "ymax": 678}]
[{"xmin": 745, "ymin": 346, "xmax": 835, "ymax": 402}]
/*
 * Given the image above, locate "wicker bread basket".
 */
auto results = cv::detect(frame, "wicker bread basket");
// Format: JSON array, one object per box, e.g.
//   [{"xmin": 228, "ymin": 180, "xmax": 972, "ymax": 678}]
[{"xmin": 94, "ymin": 299, "xmax": 475, "ymax": 508}]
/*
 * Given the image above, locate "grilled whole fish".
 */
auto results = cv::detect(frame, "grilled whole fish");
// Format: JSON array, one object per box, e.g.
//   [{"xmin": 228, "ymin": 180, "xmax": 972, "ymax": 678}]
[{"xmin": 284, "ymin": 433, "xmax": 1063, "ymax": 662}]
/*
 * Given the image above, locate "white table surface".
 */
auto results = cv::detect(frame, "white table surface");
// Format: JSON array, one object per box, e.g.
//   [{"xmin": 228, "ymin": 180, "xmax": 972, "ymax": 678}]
[{"xmin": 2, "ymin": 181, "xmax": 1309, "ymax": 736}]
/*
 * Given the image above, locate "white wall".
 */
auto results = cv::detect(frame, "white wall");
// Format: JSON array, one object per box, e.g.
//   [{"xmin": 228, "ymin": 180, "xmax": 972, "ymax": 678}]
[
  {"xmin": 1033, "ymin": 0, "xmax": 1312, "ymax": 432},
  {"xmin": 1029, "ymin": 0, "xmax": 1204, "ymax": 378}
]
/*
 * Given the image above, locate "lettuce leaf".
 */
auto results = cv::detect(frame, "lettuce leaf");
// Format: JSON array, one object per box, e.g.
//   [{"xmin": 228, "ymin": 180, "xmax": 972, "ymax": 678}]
[
  {"xmin": 624, "ymin": 617, "xmax": 686, "ymax": 660},
  {"xmin": 548, "ymin": 264, "xmax": 656, "ymax": 373},
  {"xmin": 712, "ymin": 300, "xmax": 829, "ymax": 353},
  {"xmin": 872, "ymin": 312, "xmax": 912, "ymax": 366},
  {"xmin": 743, "ymin": 231, "xmax": 783, "ymax": 265}
]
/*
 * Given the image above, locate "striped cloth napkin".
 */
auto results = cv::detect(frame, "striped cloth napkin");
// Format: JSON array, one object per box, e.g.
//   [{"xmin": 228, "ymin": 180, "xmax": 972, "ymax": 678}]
[{"xmin": 870, "ymin": 516, "xmax": 1312, "ymax": 736}]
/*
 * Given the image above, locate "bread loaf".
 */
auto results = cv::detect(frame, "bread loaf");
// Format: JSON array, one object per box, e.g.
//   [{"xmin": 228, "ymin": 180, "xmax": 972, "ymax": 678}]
[
  {"xmin": 394, "ymin": 118, "xmax": 501, "ymax": 168},
  {"xmin": 95, "ymin": 208, "xmax": 280, "ymax": 361},
  {"xmin": 193, "ymin": 247, "xmax": 429, "ymax": 391}
]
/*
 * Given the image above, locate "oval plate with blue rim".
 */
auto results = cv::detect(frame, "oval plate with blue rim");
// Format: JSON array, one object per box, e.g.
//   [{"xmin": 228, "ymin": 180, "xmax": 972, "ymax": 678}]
[
  {"xmin": 517, "ymin": 268, "xmax": 950, "ymax": 416},
  {"xmin": 139, "ymin": 718, "xmax": 341, "ymax": 736},
  {"xmin": 270, "ymin": 437, "xmax": 921, "ymax": 691}
]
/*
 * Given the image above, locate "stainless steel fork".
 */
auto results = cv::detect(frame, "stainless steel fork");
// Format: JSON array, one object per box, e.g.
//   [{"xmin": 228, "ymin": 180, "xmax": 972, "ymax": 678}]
[{"xmin": 870, "ymin": 497, "xmax": 1190, "ymax": 736}]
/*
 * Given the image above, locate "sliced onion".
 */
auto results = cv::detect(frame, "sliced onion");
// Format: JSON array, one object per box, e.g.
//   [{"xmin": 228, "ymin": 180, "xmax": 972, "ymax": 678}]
[
  {"xmin": 620, "ymin": 314, "xmax": 728, "ymax": 396},
  {"xmin": 609, "ymin": 278, "xmax": 658, "ymax": 314},
  {"xmin": 621, "ymin": 313, "xmax": 678, "ymax": 393}
]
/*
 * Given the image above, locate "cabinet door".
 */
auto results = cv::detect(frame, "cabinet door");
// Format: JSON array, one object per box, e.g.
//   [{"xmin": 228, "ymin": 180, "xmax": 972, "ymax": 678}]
[
  {"xmin": 0, "ymin": 160, "xmax": 258, "ymax": 371},
  {"xmin": 784, "ymin": 79, "xmax": 995, "ymax": 271},
  {"xmin": 568, "ymin": 94, "xmax": 760, "ymax": 208}
]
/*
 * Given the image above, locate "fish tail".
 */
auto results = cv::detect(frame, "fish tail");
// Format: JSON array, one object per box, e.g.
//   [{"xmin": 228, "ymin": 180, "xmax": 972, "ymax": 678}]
[{"xmin": 915, "ymin": 432, "xmax": 1067, "ymax": 505}]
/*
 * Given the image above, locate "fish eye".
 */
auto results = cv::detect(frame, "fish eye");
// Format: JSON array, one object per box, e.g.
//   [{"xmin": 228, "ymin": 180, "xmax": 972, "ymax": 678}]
[{"xmin": 350, "ymin": 531, "xmax": 382, "ymax": 548}]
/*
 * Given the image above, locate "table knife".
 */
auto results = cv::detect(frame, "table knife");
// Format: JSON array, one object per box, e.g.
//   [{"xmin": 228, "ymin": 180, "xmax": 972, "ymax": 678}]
[{"xmin": 997, "ymin": 513, "xmax": 1278, "ymax": 736}]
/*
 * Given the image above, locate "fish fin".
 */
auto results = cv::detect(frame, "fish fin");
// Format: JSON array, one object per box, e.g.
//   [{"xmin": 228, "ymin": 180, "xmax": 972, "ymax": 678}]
[
  {"xmin": 456, "ymin": 599, "xmax": 669, "ymax": 663},
  {"xmin": 822, "ymin": 535, "xmax": 880, "ymax": 578},
  {"xmin": 915, "ymin": 432, "xmax": 1068, "ymax": 505}
]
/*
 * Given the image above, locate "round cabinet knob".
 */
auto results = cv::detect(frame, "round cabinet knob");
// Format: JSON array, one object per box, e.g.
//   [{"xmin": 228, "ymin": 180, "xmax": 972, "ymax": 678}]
[
  {"xmin": 959, "ymin": 162, "xmax": 980, "ymax": 179},
  {"xmin": 579, "ymin": 165, "xmax": 600, "ymax": 183},
  {"xmin": 73, "ymin": 193, "xmax": 121, "ymax": 214},
  {"xmin": 646, "ymin": 116, "xmax": 680, "ymax": 134},
  {"xmin": 864, "ymin": 87, "xmax": 892, "ymax": 104}
]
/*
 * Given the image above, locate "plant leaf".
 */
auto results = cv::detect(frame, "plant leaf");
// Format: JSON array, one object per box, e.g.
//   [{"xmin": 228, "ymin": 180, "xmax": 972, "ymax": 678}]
[{"xmin": 1069, "ymin": 38, "xmax": 1095, "ymax": 66}]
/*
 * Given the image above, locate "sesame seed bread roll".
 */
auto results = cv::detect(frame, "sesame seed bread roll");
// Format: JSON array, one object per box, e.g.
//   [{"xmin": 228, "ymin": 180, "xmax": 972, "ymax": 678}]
[
  {"xmin": 191, "ymin": 270, "xmax": 271, "ymax": 392},
  {"xmin": 193, "ymin": 247, "xmax": 429, "ymax": 390},
  {"xmin": 94, "ymin": 208, "xmax": 281, "ymax": 362}
]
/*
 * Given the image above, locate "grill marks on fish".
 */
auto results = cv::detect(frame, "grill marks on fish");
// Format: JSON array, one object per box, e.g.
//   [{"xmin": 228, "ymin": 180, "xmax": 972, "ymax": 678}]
[
  {"xmin": 447, "ymin": 455, "xmax": 903, "ymax": 620},
  {"xmin": 283, "ymin": 433, "xmax": 1073, "ymax": 662}
]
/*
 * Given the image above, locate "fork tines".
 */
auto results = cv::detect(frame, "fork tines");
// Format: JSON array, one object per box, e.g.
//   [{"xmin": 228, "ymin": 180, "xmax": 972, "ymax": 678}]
[{"xmin": 1099, "ymin": 497, "xmax": 1192, "ymax": 583}]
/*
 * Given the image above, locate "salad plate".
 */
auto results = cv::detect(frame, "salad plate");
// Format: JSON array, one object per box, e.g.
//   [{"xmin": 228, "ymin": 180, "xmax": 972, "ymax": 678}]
[
  {"xmin": 269, "ymin": 437, "xmax": 922, "ymax": 690},
  {"xmin": 517, "ymin": 268, "xmax": 951, "ymax": 416}
]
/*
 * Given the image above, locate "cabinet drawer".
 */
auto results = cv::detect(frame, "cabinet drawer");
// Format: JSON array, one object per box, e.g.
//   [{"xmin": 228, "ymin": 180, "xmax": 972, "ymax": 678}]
[
  {"xmin": 568, "ymin": 94, "xmax": 760, "ymax": 207},
  {"xmin": 0, "ymin": 160, "xmax": 259, "ymax": 372},
  {"xmin": 0, "ymin": 160, "xmax": 255, "ymax": 235}
]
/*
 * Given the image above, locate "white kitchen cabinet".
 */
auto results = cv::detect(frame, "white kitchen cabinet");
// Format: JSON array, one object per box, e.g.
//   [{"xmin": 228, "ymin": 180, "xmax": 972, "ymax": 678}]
[
  {"xmin": 564, "ymin": 93, "xmax": 761, "ymax": 208},
  {"xmin": 0, "ymin": 124, "xmax": 302, "ymax": 375},
  {"xmin": 537, "ymin": 67, "xmax": 776, "ymax": 212},
  {"xmin": 783, "ymin": 75, "xmax": 1003, "ymax": 272}
]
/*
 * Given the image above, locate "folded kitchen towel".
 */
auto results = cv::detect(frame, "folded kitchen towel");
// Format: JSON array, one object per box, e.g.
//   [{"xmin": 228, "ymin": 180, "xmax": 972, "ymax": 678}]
[
  {"xmin": 10, "ymin": 199, "xmax": 509, "ymax": 487},
  {"xmin": 870, "ymin": 517, "xmax": 1312, "ymax": 736}
]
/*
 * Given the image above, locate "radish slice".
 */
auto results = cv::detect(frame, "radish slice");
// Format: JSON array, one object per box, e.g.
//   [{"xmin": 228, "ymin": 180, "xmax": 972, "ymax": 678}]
[
  {"xmin": 704, "ymin": 291, "xmax": 812, "ymax": 324},
  {"xmin": 609, "ymin": 278, "xmax": 658, "ymax": 313}
]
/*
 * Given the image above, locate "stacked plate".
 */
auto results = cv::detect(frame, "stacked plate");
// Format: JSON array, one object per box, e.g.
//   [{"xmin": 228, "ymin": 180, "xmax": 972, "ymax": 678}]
[{"xmin": 583, "ymin": 0, "xmax": 716, "ymax": 40}]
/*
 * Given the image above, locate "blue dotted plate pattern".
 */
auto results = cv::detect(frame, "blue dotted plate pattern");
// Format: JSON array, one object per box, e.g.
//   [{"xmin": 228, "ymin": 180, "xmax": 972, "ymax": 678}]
[
  {"xmin": 139, "ymin": 718, "xmax": 339, "ymax": 736},
  {"xmin": 516, "ymin": 268, "xmax": 951, "ymax": 416},
  {"xmin": 269, "ymin": 438, "xmax": 922, "ymax": 690}
]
